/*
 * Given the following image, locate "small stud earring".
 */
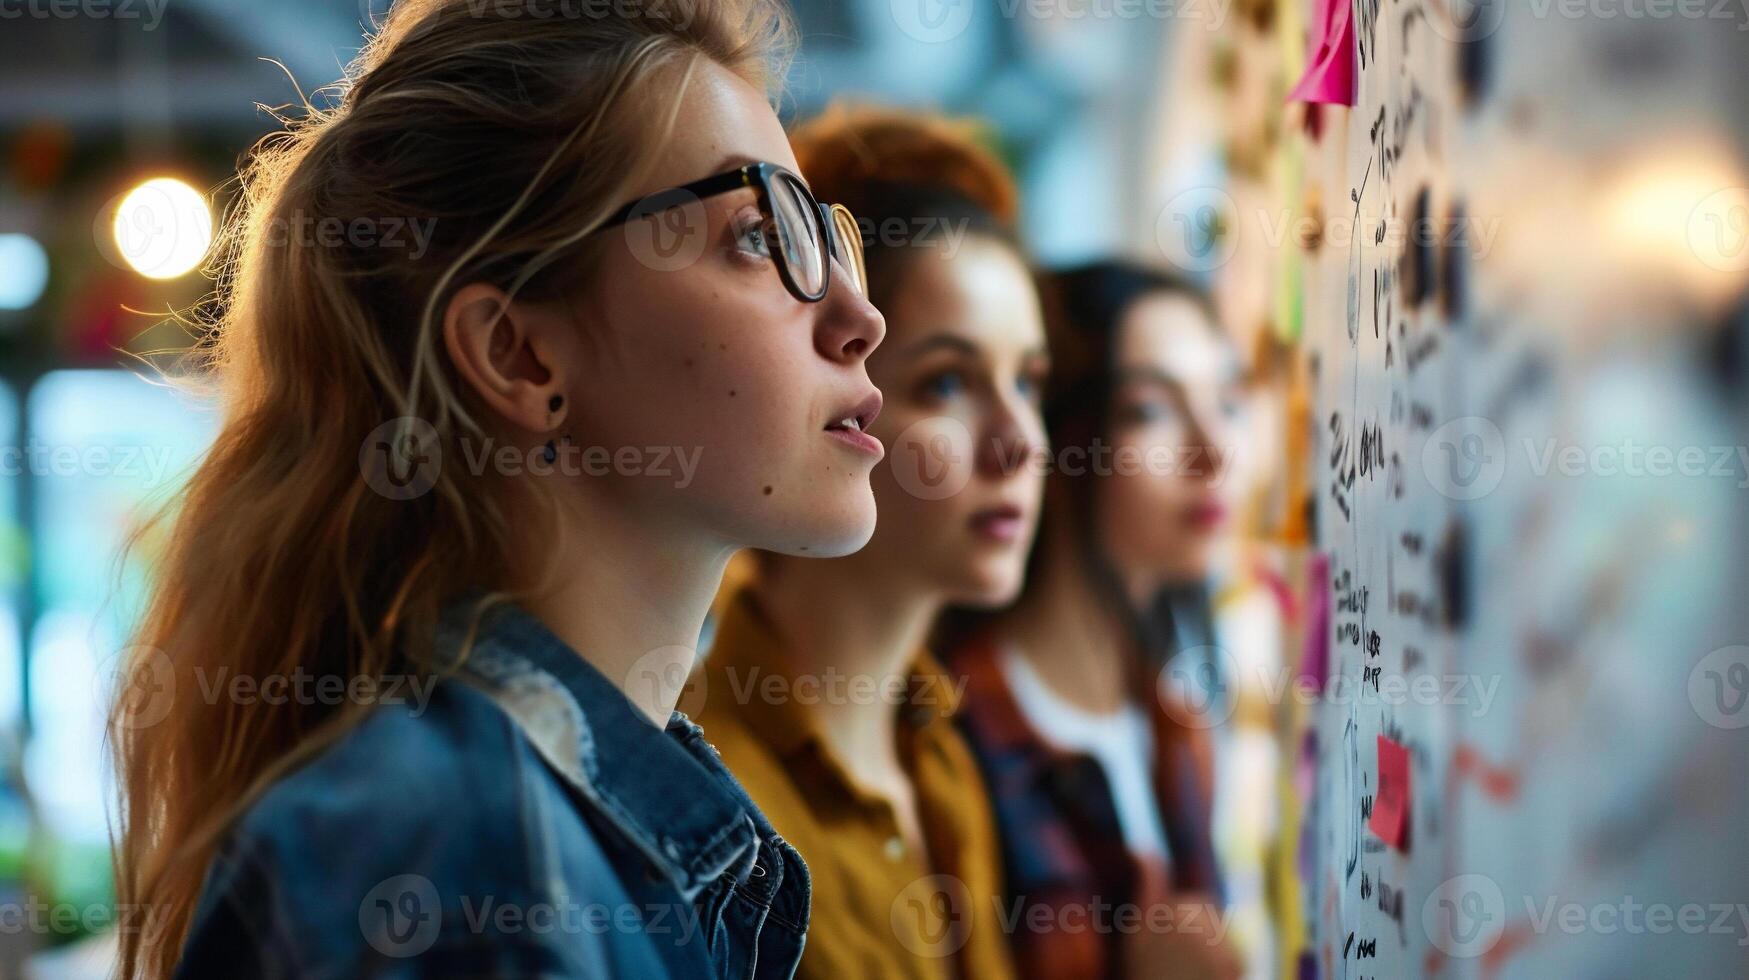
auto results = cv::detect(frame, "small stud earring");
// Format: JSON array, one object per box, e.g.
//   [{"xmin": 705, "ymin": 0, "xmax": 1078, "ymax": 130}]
[
  {"xmin": 548, "ymin": 394, "xmax": 564, "ymax": 411},
  {"xmin": 543, "ymin": 439, "xmax": 557, "ymax": 464}
]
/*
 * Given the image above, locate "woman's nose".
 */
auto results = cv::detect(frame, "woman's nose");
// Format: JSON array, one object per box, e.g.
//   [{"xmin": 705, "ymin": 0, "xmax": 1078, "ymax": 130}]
[
  {"xmin": 1184, "ymin": 410, "xmax": 1228, "ymax": 483},
  {"xmin": 813, "ymin": 267, "xmax": 886, "ymax": 363},
  {"xmin": 979, "ymin": 393, "xmax": 1046, "ymax": 478}
]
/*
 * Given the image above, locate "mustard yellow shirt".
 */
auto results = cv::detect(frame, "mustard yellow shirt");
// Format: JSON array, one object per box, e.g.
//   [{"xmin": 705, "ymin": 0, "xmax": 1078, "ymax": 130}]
[{"xmin": 695, "ymin": 588, "xmax": 1017, "ymax": 980}]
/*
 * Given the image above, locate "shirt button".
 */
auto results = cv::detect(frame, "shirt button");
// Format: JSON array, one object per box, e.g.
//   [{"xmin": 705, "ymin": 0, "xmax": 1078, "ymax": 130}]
[{"xmin": 884, "ymin": 836, "xmax": 905, "ymax": 861}]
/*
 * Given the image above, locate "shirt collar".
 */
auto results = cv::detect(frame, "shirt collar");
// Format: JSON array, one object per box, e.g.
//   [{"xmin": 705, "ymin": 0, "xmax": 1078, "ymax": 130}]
[
  {"xmin": 432, "ymin": 591, "xmax": 762, "ymax": 901},
  {"xmin": 705, "ymin": 588, "xmax": 964, "ymax": 762}
]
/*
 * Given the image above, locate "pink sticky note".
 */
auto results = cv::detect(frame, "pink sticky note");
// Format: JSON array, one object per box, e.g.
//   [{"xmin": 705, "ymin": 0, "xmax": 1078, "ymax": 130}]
[
  {"xmin": 1369, "ymin": 734, "xmax": 1410, "ymax": 850},
  {"xmin": 1288, "ymin": 0, "xmax": 1357, "ymax": 107},
  {"xmin": 1299, "ymin": 553, "xmax": 1332, "ymax": 686}
]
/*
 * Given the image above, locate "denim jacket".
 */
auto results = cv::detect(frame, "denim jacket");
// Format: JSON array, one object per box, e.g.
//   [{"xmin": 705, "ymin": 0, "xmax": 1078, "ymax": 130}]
[{"xmin": 175, "ymin": 595, "xmax": 811, "ymax": 979}]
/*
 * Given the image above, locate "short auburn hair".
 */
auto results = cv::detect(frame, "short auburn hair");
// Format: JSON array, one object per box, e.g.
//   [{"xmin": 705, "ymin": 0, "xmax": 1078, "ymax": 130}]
[{"xmin": 788, "ymin": 103, "xmax": 1021, "ymax": 307}]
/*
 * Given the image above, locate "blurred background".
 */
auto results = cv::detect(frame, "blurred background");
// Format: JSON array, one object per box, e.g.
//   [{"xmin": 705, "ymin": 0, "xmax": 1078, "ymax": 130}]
[
  {"xmin": 0, "ymin": 2, "xmax": 1204, "ymax": 974},
  {"xmin": 3, "ymin": 0, "xmax": 1747, "ymax": 978}
]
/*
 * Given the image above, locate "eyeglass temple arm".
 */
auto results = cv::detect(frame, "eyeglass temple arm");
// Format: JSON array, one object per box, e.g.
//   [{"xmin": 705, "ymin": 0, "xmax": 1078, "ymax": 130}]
[{"xmin": 599, "ymin": 168, "xmax": 755, "ymax": 229}]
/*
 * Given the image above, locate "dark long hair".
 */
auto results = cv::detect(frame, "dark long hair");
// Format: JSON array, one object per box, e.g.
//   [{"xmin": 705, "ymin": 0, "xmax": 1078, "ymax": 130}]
[{"xmin": 935, "ymin": 260, "xmax": 1222, "ymax": 665}]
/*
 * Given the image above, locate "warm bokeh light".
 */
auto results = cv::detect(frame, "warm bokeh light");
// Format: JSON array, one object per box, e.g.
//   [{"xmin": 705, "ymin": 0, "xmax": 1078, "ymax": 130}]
[{"xmin": 110, "ymin": 177, "xmax": 212, "ymax": 280}]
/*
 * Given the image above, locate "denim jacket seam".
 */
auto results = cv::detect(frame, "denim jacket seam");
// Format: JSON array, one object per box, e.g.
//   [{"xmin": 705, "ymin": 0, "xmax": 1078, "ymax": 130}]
[{"xmin": 457, "ymin": 645, "xmax": 758, "ymax": 902}]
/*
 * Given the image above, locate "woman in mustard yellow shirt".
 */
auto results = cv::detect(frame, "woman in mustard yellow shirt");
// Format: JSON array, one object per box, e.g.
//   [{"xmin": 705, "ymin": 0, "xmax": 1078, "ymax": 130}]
[{"xmin": 695, "ymin": 105, "xmax": 1048, "ymax": 980}]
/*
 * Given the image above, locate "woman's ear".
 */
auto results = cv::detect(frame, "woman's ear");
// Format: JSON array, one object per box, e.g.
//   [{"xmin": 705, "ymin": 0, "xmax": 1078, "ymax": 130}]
[{"xmin": 442, "ymin": 282, "xmax": 569, "ymax": 434}]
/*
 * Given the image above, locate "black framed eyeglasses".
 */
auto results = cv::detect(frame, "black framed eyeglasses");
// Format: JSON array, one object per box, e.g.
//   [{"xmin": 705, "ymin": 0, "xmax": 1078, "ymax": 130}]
[{"xmin": 599, "ymin": 161, "xmax": 867, "ymax": 303}]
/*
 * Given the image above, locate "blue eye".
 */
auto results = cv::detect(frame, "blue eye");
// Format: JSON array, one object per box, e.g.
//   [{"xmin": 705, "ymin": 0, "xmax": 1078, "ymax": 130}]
[
  {"xmin": 734, "ymin": 214, "xmax": 772, "ymax": 259},
  {"xmin": 739, "ymin": 226, "xmax": 770, "ymax": 257},
  {"xmin": 925, "ymin": 371, "xmax": 965, "ymax": 398},
  {"xmin": 1123, "ymin": 400, "xmax": 1175, "ymax": 425}
]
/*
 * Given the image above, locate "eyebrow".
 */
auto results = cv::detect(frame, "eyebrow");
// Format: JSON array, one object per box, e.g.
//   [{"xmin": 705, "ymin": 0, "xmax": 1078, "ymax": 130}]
[
  {"xmin": 896, "ymin": 334, "xmax": 981, "ymax": 360},
  {"xmin": 708, "ymin": 153, "xmax": 762, "ymax": 176},
  {"xmin": 1113, "ymin": 364, "xmax": 1243, "ymax": 389},
  {"xmin": 895, "ymin": 333, "xmax": 1052, "ymax": 364}
]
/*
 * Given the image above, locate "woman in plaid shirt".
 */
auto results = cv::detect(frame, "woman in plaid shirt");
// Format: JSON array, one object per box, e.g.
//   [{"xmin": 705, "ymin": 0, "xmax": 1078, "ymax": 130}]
[{"xmin": 944, "ymin": 263, "xmax": 1249, "ymax": 980}]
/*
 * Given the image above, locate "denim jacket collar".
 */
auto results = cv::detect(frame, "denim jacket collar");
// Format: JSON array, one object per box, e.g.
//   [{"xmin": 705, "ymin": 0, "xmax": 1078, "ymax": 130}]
[{"xmin": 432, "ymin": 593, "xmax": 762, "ymax": 902}]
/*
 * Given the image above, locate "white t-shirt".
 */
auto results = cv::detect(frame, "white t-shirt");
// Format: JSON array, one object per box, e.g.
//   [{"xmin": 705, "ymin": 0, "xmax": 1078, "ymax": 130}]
[{"xmin": 997, "ymin": 645, "xmax": 1171, "ymax": 862}]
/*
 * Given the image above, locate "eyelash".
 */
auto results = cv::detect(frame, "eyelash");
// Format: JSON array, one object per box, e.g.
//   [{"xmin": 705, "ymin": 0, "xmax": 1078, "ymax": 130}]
[
  {"xmin": 922, "ymin": 371, "xmax": 965, "ymax": 399},
  {"xmin": 731, "ymin": 208, "xmax": 771, "ymax": 260},
  {"xmin": 920, "ymin": 369, "xmax": 1047, "ymax": 403}
]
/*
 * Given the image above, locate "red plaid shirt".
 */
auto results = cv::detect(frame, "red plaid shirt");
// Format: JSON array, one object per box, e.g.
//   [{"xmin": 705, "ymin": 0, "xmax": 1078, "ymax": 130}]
[{"xmin": 948, "ymin": 636, "xmax": 1224, "ymax": 980}]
